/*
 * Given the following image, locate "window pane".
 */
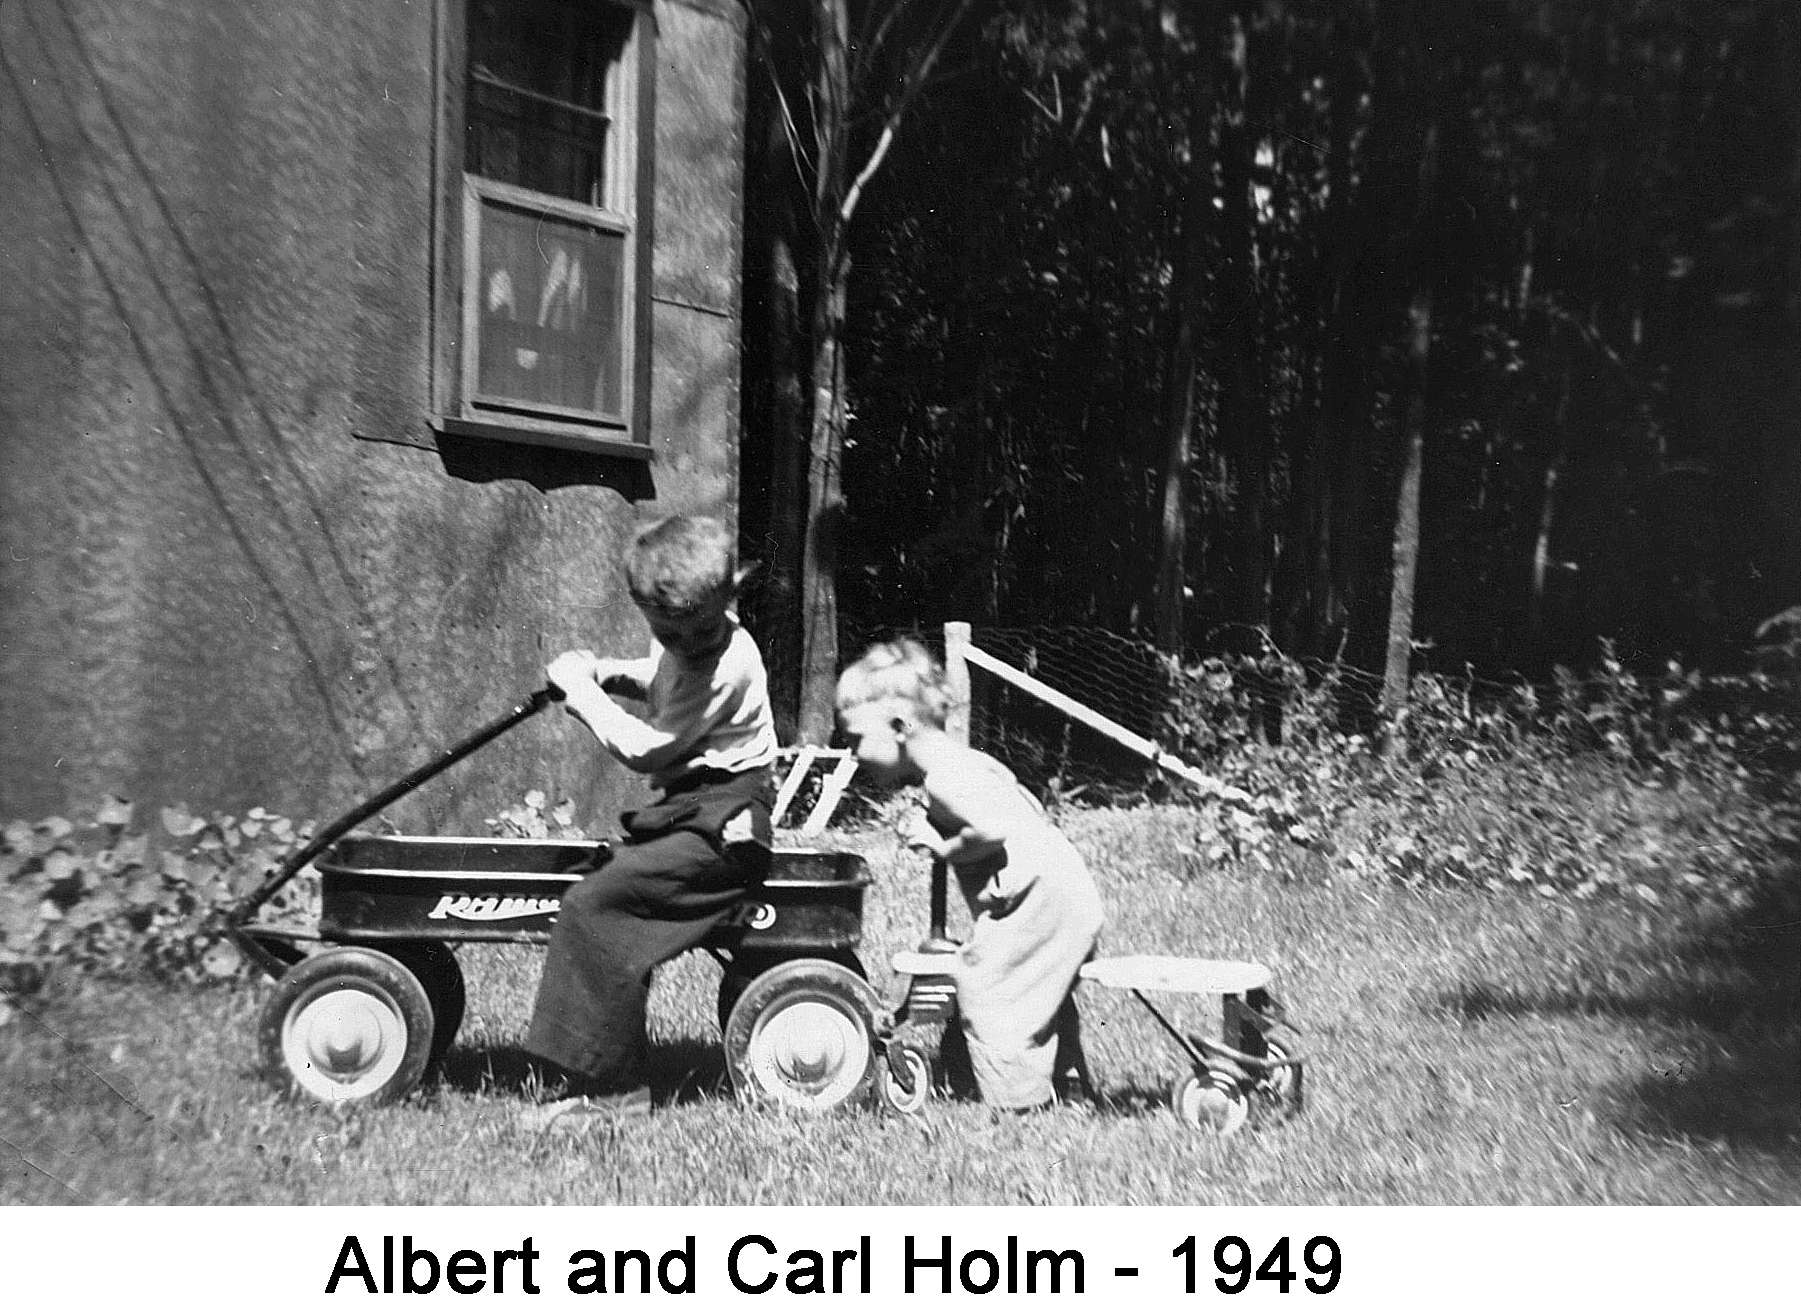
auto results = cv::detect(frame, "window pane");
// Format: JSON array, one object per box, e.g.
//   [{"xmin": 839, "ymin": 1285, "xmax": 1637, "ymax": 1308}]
[
  {"xmin": 465, "ymin": 0, "xmax": 632, "ymax": 207},
  {"xmin": 473, "ymin": 199, "xmax": 625, "ymax": 418}
]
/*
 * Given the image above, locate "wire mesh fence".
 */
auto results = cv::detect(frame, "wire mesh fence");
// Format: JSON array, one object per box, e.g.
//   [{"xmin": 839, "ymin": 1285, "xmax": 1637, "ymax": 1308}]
[
  {"xmin": 966, "ymin": 626, "xmax": 1173, "ymax": 804},
  {"xmin": 959, "ymin": 624, "xmax": 1801, "ymax": 805},
  {"xmin": 763, "ymin": 610, "xmax": 1801, "ymax": 817}
]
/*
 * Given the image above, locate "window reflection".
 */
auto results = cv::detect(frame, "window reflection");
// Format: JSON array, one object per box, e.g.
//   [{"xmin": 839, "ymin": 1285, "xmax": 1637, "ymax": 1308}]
[{"xmin": 473, "ymin": 201, "xmax": 625, "ymax": 418}]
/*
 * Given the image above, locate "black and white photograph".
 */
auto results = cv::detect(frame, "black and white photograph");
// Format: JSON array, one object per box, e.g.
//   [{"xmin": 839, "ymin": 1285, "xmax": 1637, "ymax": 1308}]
[{"xmin": 2, "ymin": 0, "xmax": 1797, "ymax": 1266}]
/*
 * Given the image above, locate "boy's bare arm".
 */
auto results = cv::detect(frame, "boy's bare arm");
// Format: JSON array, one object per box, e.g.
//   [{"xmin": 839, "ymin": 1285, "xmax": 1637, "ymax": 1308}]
[
  {"xmin": 547, "ymin": 650, "xmax": 686, "ymax": 772},
  {"xmin": 571, "ymin": 696, "xmax": 688, "ymax": 772},
  {"xmin": 918, "ymin": 756, "xmax": 1020, "ymax": 859},
  {"xmin": 929, "ymin": 827, "xmax": 1008, "ymax": 867},
  {"xmin": 896, "ymin": 809, "xmax": 1001, "ymax": 869},
  {"xmin": 594, "ymin": 654, "xmax": 656, "ymax": 699}
]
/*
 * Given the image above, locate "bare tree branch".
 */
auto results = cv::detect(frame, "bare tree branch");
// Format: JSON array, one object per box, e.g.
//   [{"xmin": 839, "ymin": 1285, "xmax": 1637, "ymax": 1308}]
[
  {"xmin": 1022, "ymin": 86, "xmax": 1060, "ymax": 125},
  {"xmin": 840, "ymin": 0, "xmax": 977, "ymax": 225},
  {"xmin": 771, "ymin": 68, "xmax": 814, "ymax": 193},
  {"xmin": 744, "ymin": 5, "xmax": 817, "ymax": 195},
  {"xmin": 863, "ymin": 0, "xmax": 918, "ymax": 67}
]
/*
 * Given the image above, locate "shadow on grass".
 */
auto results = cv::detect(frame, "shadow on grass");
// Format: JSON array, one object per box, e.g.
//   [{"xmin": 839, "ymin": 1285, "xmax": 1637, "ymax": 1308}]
[
  {"xmin": 1437, "ymin": 868, "xmax": 1801, "ymax": 1151},
  {"xmin": 433, "ymin": 1036, "xmax": 730, "ymax": 1108},
  {"xmin": 1090, "ymin": 1082, "xmax": 1184, "ymax": 1119},
  {"xmin": 428, "ymin": 1033, "xmax": 1181, "ymax": 1121}
]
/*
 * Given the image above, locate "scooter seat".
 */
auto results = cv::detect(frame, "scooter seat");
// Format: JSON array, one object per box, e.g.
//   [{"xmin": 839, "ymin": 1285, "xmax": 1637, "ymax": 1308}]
[
  {"xmin": 891, "ymin": 949, "xmax": 962, "ymax": 977},
  {"xmin": 1080, "ymin": 955, "xmax": 1272, "ymax": 995}
]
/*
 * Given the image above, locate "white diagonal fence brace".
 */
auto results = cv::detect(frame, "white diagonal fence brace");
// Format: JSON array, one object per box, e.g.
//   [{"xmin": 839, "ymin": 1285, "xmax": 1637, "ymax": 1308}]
[{"xmin": 944, "ymin": 621, "xmax": 1266, "ymax": 816}]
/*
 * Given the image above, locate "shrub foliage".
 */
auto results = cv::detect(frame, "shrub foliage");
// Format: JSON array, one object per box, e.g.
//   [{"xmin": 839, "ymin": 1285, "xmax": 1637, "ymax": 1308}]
[
  {"xmin": 0, "ymin": 801, "xmax": 319, "ymax": 996},
  {"xmin": 3, "ymin": 654, "xmax": 1795, "ymax": 1001},
  {"xmin": 0, "ymin": 789, "xmax": 588, "ymax": 1000},
  {"xmin": 1158, "ymin": 644, "xmax": 1801, "ymax": 909}
]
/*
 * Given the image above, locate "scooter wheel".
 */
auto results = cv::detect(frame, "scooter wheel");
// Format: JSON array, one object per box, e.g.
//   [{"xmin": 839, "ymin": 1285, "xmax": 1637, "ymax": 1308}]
[
  {"xmin": 724, "ymin": 958, "xmax": 879, "ymax": 1112},
  {"xmin": 258, "ymin": 946, "xmax": 434, "ymax": 1107},
  {"xmin": 877, "ymin": 1039, "xmax": 933, "ymax": 1115},
  {"xmin": 1252, "ymin": 1038, "xmax": 1301, "ymax": 1111},
  {"xmin": 1171, "ymin": 1068, "xmax": 1250, "ymax": 1137}
]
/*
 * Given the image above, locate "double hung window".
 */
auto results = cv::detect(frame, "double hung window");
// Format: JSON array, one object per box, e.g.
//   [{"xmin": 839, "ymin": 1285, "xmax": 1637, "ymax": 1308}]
[{"xmin": 447, "ymin": 0, "xmax": 650, "ymax": 453}]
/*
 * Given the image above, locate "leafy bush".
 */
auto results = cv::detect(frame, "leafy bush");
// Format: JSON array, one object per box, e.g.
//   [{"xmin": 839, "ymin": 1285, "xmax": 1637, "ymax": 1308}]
[
  {"xmin": 1158, "ymin": 644, "xmax": 1801, "ymax": 909},
  {"xmin": 0, "ymin": 787, "xmax": 598, "ymax": 1001},
  {"xmin": 9, "ymin": 644, "xmax": 1797, "ymax": 1000},
  {"xmin": 0, "ymin": 798, "xmax": 318, "ymax": 996},
  {"xmin": 484, "ymin": 789, "xmax": 585, "ymax": 840}
]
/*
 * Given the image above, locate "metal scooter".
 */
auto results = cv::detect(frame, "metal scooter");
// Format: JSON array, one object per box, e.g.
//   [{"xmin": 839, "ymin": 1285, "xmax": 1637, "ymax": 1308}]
[{"xmin": 874, "ymin": 858, "xmax": 1307, "ymax": 1134}]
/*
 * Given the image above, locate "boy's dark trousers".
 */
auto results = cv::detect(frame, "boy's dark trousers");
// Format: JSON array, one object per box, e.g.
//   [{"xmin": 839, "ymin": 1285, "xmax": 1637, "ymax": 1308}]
[{"xmin": 526, "ymin": 768, "xmax": 773, "ymax": 1091}]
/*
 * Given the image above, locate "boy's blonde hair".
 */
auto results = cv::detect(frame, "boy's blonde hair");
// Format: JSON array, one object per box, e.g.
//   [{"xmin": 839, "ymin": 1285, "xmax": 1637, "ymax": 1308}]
[
  {"xmin": 626, "ymin": 515, "xmax": 736, "ymax": 614},
  {"xmin": 835, "ymin": 639, "xmax": 953, "ymax": 728}
]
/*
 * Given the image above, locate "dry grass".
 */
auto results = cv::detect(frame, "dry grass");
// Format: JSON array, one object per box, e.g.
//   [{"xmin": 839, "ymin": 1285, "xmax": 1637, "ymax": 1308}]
[{"xmin": 3, "ymin": 809, "xmax": 1798, "ymax": 1205}]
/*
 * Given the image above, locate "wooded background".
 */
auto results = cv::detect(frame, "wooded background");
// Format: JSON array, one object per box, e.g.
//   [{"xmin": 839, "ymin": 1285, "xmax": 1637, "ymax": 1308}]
[{"xmin": 729, "ymin": 0, "xmax": 1801, "ymax": 743}]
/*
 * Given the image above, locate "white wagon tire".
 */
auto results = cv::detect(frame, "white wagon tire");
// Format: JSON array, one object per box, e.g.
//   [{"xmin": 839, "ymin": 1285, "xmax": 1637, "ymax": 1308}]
[
  {"xmin": 723, "ymin": 958, "xmax": 879, "ymax": 1112},
  {"xmin": 259, "ymin": 946, "xmax": 434, "ymax": 1107}
]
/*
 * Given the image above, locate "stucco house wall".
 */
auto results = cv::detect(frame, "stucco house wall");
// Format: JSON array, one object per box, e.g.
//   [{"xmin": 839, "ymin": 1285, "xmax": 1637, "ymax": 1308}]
[{"xmin": 0, "ymin": 0, "xmax": 747, "ymax": 832}]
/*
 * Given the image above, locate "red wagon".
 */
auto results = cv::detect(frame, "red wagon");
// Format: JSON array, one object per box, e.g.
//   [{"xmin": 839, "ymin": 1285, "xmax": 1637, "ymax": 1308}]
[{"xmin": 227, "ymin": 690, "xmax": 889, "ymax": 1111}]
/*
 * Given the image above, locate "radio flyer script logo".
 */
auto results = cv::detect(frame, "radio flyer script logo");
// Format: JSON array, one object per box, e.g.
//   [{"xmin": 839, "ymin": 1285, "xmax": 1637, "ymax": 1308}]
[{"xmin": 426, "ymin": 894, "xmax": 561, "ymax": 922}]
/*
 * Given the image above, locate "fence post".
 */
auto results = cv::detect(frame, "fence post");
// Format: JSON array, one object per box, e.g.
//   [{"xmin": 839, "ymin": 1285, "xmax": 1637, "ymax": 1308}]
[{"xmin": 943, "ymin": 621, "xmax": 971, "ymax": 746}]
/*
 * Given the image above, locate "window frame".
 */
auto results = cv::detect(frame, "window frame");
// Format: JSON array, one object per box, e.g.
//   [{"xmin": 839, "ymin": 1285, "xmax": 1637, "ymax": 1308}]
[{"xmin": 433, "ymin": 0, "xmax": 656, "ymax": 459}]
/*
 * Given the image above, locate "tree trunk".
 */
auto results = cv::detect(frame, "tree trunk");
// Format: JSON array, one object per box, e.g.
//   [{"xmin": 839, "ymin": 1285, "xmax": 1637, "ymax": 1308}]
[
  {"xmin": 1382, "ymin": 310, "xmax": 1428, "ymax": 720},
  {"xmin": 1153, "ymin": 289, "xmax": 1201, "ymax": 653},
  {"xmin": 798, "ymin": 244, "xmax": 849, "ymax": 744},
  {"xmin": 1528, "ymin": 364, "xmax": 1573, "ymax": 642},
  {"xmin": 761, "ymin": 224, "xmax": 807, "ymax": 740},
  {"xmin": 1216, "ymin": 6, "xmax": 1271, "ymax": 646},
  {"xmin": 1152, "ymin": 4, "xmax": 1215, "ymax": 654},
  {"xmin": 1381, "ymin": 120, "xmax": 1440, "ymax": 724},
  {"xmin": 761, "ymin": 0, "xmax": 972, "ymax": 740},
  {"xmin": 1784, "ymin": 4, "xmax": 1801, "ymax": 334},
  {"xmin": 794, "ymin": 0, "xmax": 851, "ymax": 746},
  {"xmin": 1293, "ymin": 31, "xmax": 1364, "ymax": 658}
]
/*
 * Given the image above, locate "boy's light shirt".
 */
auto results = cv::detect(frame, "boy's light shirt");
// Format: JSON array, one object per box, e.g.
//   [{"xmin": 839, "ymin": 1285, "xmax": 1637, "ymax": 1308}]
[
  {"xmin": 923, "ymin": 749, "xmax": 1084, "ymax": 905},
  {"xmin": 577, "ymin": 623, "xmax": 777, "ymax": 788}
]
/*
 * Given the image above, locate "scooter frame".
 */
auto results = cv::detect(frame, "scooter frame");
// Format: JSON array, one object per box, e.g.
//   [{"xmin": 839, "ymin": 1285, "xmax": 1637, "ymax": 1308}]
[{"xmin": 874, "ymin": 859, "xmax": 1307, "ymax": 1133}]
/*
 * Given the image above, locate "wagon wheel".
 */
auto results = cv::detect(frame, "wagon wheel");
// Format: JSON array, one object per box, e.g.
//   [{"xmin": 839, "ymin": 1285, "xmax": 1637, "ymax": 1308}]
[
  {"xmin": 723, "ymin": 958, "xmax": 879, "ymax": 1112},
  {"xmin": 715, "ymin": 954, "xmax": 777, "ymax": 1037},
  {"xmin": 717, "ymin": 970, "xmax": 752, "ymax": 1038},
  {"xmin": 1171, "ymin": 1067, "xmax": 1250, "ymax": 1137},
  {"xmin": 258, "ymin": 946, "xmax": 434, "ymax": 1106},
  {"xmin": 716, "ymin": 949, "xmax": 865, "ymax": 1038},
  {"xmin": 386, "ymin": 940, "xmax": 466, "ymax": 1066},
  {"xmin": 876, "ymin": 1038, "xmax": 933, "ymax": 1115}
]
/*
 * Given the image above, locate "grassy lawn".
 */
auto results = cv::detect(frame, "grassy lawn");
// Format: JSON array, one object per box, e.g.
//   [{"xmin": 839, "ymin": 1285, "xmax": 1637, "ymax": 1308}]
[{"xmin": 4, "ymin": 809, "xmax": 1798, "ymax": 1205}]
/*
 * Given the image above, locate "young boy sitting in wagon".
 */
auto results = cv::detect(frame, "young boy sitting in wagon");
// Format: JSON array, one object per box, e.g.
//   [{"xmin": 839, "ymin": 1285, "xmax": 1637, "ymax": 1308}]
[
  {"xmin": 525, "ymin": 514, "xmax": 778, "ymax": 1127},
  {"xmin": 836, "ymin": 639, "xmax": 1105, "ymax": 1112}
]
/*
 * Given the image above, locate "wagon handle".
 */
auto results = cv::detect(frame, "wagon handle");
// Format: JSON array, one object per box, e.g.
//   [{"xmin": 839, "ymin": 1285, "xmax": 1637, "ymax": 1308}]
[{"xmin": 227, "ymin": 686, "xmax": 560, "ymax": 937}]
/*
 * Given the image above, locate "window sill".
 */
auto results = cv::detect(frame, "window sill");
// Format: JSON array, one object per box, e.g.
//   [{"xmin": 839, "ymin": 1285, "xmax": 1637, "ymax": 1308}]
[{"xmin": 434, "ymin": 414, "xmax": 654, "ymax": 461}]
